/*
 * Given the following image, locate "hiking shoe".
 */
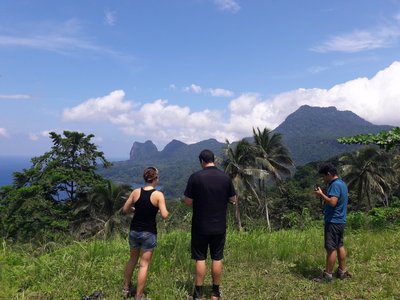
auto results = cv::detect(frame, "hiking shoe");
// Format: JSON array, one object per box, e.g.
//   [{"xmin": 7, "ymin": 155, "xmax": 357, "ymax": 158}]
[
  {"xmin": 211, "ymin": 290, "xmax": 222, "ymax": 300},
  {"xmin": 313, "ymin": 271, "xmax": 333, "ymax": 283},
  {"xmin": 335, "ymin": 268, "xmax": 352, "ymax": 280},
  {"xmin": 122, "ymin": 288, "xmax": 131, "ymax": 298},
  {"xmin": 81, "ymin": 290, "xmax": 103, "ymax": 299},
  {"xmin": 135, "ymin": 296, "xmax": 151, "ymax": 300}
]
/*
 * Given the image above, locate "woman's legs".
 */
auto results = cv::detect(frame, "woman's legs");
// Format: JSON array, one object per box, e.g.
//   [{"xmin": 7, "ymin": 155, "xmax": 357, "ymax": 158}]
[
  {"xmin": 136, "ymin": 250, "xmax": 153, "ymax": 297},
  {"xmin": 124, "ymin": 248, "xmax": 140, "ymax": 289}
]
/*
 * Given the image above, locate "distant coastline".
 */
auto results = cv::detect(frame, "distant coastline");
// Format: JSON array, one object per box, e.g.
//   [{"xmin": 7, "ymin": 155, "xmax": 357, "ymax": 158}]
[
  {"xmin": 0, "ymin": 156, "xmax": 126, "ymax": 187},
  {"xmin": 0, "ymin": 156, "xmax": 32, "ymax": 186}
]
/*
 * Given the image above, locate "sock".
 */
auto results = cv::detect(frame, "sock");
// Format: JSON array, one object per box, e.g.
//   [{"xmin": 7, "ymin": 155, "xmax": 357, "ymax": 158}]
[
  {"xmin": 193, "ymin": 285, "xmax": 203, "ymax": 298},
  {"xmin": 212, "ymin": 284, "xmax": 220, "ymax": 297}
]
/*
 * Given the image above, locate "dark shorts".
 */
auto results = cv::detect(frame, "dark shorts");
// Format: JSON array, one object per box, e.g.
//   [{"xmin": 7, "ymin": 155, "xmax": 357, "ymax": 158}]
[
  {"xmin": 324, "ymin": 223, "xmax": 345, "ymax": 251},
  {"xmin": 129, "ymin": 230, "xmax": 157, "ymax": 251},
  {"xmin": 191, "ymin": 232, "xmax": 226, "ymax": 261}
]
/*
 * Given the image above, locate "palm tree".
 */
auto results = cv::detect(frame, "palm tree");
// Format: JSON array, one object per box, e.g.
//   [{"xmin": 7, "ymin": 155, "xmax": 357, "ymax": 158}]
[
  {"xmin": 252, "ymin": 128, "xmax": 294, "ymax": 226},
  {"xmin": 221, "ymin": 139, "xmax": 269, "ymax": 230},
  {"xmin": 340, "ymin": 147, "xmax": 394, "ymax": 209},
  {"xmin": 252, "ymin": 127, "xmax": 294, "ymax": 183},
  {"xmin": 73, "ymin": 180, "xmax": 132, "ymax": 237}
]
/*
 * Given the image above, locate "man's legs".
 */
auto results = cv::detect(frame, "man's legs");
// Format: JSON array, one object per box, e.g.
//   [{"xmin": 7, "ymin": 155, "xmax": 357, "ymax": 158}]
[
  {"xmin": 209, "ymin": 234, "xmax": 225, "ymax": 299},
  {"xmin": 325, "ymin": 249, "xmax": 336, "ymax": 274},
  {"xmin": 211, "ymin": 260, "xmax": 223, "ymax": 299},
  {"xmin": 211, "ymin": 260, "xmax": 223, "ymax": 285},
  {"xmin": 195, "ymin": 260, "xmax": 207, "ymax": 286},
  {"xmin": 337, "ymin": 246, "xmax": 347, "ymax": 271}
]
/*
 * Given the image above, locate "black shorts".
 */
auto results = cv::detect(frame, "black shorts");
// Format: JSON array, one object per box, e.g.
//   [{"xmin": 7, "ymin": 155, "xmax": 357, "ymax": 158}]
[
  {"xmin": 324, "ymin": 223, "xmax": 345, "ymax": 251},
  {"xmin": 191, "ymin": 231, "xmax": 226, "ymax": 261}
]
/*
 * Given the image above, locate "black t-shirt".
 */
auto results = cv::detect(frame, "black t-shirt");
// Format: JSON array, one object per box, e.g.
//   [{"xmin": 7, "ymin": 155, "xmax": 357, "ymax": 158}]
[{"xmin": 184, "ymin": 166, "xmax": 236, "ymax": 235}]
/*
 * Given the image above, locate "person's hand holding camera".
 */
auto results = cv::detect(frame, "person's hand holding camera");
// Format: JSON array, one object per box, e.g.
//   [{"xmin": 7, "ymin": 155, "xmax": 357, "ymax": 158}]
[{"xmin": 314, "ymin": 184, "xmax": 322, "ymax": 196}]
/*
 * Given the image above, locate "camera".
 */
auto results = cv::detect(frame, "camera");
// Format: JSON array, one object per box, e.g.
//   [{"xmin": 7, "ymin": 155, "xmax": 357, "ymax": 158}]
[{"xmin": 314, "ymin": 184, "xmax": 320, "ymax": 191}]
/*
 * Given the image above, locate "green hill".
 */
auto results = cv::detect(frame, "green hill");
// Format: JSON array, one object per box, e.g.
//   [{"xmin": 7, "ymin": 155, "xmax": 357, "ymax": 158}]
[{"xmin": 273, "ymin": 105, "xmax": 393, "ymax": 165}]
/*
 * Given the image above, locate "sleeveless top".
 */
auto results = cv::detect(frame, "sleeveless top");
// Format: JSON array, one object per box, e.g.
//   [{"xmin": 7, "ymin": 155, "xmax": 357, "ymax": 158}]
[{"xmin": 130, "ymin": 188, "xmax": 159, "ymax": 234}]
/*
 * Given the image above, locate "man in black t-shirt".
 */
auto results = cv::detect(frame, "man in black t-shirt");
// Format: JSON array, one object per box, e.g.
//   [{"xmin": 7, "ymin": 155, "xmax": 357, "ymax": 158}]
[{"xmin": 184, "ymin": 149, "xmax": 236, "ymax": 300}]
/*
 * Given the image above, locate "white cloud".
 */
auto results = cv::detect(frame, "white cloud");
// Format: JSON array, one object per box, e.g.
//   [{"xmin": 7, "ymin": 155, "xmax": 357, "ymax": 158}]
[
  {"xmin": 62, "ymin": 90, "xmax": 133, "ymax": 123},
  {"xmin": 0, "ymin": 127, "xmax": 9, "ymax": 137},
  {"xmin": 209, "ymin": 88, "xmax": 234, "ymax": 97},
  {"xmin": 0, "ymin": 94, "xmax": 31, "ymax": 100},
  {"xmin": 120, "ymin": 99, "xmax": 222, "ymax": 144},
  {"xmin": 29, "ymin": 130, "xmax": 61, "ymax": 141},
  {"xmin": 183, "ymin": 84, "xmax": 203, "ymax": 94},
  {"xmin": 312, "ymin": 28, "xmax": 400, "ymax": 53},
  {"xmin": 61, "ymin": 61, "xmax": 400, "ymax": 148},
  {"xmin": 214, "ymin": 0, "xmax": 240, "ymax": 13},
  {"xmin": 0, "ymin": 20, "xmax": 131, "ymax": 60},
  {"xmin": 312, "ymin": 14, "xmax": 400, "ymax": 53},
  {"xmin": 104, "ymin": 10, "xmax": 116, "ymax": 26},
  {"xmin": 29, "ymin": 133, "xmax": 39, "ymax": 141},
  {"xmin": 183, "ymin": 84, "xmax": 234, "ymax": 97},
  {"xmin": 225, "ymin": 60, "xmax": 400, "ymax": 135}
]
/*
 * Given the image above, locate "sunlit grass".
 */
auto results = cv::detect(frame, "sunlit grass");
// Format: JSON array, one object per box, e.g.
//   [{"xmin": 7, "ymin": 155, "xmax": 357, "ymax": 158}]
[{"xmin": 1, "ymin": 228, "xmax": 399, "ymax": 299}]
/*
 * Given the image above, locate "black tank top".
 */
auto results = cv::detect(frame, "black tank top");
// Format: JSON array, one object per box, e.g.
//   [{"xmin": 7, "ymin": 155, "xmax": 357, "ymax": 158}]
[{"xmin": 130, "ymin": 188, "xmax": 159, "ymax": 234}]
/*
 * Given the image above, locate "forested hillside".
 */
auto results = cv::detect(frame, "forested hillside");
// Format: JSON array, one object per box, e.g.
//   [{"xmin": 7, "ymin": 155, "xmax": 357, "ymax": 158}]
[{"xmin": 98, "ymin": 106, "xmax": 394, "ymax": 198}]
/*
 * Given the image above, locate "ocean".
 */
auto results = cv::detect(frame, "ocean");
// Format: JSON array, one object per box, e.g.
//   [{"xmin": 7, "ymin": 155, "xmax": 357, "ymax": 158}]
[{"xmin": 0, "ymin": 156, "xmax": 32, "ymax": 186}]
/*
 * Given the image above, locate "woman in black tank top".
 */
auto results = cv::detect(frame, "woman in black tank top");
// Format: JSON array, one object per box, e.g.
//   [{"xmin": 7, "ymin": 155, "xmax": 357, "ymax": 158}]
[{"xmin": 122, "ymin": 167, "xmax": 169, "ymax": 299}]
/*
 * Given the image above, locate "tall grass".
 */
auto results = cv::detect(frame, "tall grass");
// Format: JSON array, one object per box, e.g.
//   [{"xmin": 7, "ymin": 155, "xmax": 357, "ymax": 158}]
[{"xmin": 1, "ymin": 227, "xmax": 399, "ymax": 299}]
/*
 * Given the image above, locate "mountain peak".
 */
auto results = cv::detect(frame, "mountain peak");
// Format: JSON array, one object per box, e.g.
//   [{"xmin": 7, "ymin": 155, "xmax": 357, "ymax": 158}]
[
  {"xmin": 129, "ymin": 140, "xmax": 158, "ymax": 160},
  {"xmin": 161, "ymin": 139, "xmax": 187, "ymax": 156},
  {"xmin": 274, "ymin": 105, "xmax": 392, "ymax": 165}
]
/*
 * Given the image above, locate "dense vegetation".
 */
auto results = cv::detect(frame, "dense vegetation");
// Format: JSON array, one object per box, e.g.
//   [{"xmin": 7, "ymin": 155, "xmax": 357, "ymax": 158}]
[
  {"xmin": 1, "ymin": 127, "xmax": 400, "ymax": 240},
  {"xmin": 1, "ymin": 127, "xmax": 400, "ymax": 298}
]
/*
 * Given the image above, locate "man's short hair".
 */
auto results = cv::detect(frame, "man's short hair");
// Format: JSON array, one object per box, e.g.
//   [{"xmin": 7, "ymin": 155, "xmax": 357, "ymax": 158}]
[
  {"xmin": 318, "ymin": 163, "xmax": 337, "ymax": 176},
  {"xmin": 199, "ymin": 149, "xmax": 215, "ymax": 163}
]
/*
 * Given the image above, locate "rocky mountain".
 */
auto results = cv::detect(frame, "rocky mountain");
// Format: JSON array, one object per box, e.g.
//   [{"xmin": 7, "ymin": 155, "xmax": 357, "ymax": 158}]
[
  {"xmin": 129, "ymin": 138, "xmax": 225, "ymax": 163},
  {"xmin": 129, "ymin": 140, "xmax": 159, "ymax": 161},
  {"xmin": 98, "ymin": 106, "xmax": 395, "ymax": 198}
]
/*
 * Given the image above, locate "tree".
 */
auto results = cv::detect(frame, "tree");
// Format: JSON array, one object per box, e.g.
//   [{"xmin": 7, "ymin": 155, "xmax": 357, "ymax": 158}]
[
  {"xmin": 338, "ymin": 127, "xmax": 400, "ymax": 150},
  {"xmin": 340, "ymin": 147, "xmax": 394, "ymax": 209},
  {"xmin": 14, "ymin": 131, "xmax": 111, "ymax": 202},
  {"xmin": 252, "ymin": 127, "xmax": 294, "ymax": 183},
  {"xmin": 221, "ymin": 139, "xmax": 268, "ymax": 230},
  {"xmin": 338, "ymin": 127, "xmax": 400, "ymax": 208},
  {"xmin": 0, "ymin": 185, "xmax": 69, "ymax": 241},
  {"xmin": 72, "ymin": 180, "xmax": 132, "ymax": 237},
  {"xmin": 252, "ymin": 128, "xmax": 294, "ymax": 228}
]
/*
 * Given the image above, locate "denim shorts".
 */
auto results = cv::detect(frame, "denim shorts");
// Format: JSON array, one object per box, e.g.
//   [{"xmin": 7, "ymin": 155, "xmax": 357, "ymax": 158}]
[{"xmin": 129, "ymin": 230, "xmax": 157, "ymax": 251}]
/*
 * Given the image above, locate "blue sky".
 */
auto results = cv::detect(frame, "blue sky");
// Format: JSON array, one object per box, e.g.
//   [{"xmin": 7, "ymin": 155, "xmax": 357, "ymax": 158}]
[{"xmin": 1, "ymin": 0, "xmax": 400, "ymax": 159}]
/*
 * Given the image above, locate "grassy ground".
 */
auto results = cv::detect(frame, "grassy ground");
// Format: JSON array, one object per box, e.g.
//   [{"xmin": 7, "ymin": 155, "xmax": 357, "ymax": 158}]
[{"xmin": 1, "ymin": 227, "xmax": 399, "ymax": 299}]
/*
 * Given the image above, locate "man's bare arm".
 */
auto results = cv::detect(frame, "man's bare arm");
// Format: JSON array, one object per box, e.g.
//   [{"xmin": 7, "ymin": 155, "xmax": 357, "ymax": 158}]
[{"xmin": 183, "ymin": 196, "xmax": 193, "ymax": 206}]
